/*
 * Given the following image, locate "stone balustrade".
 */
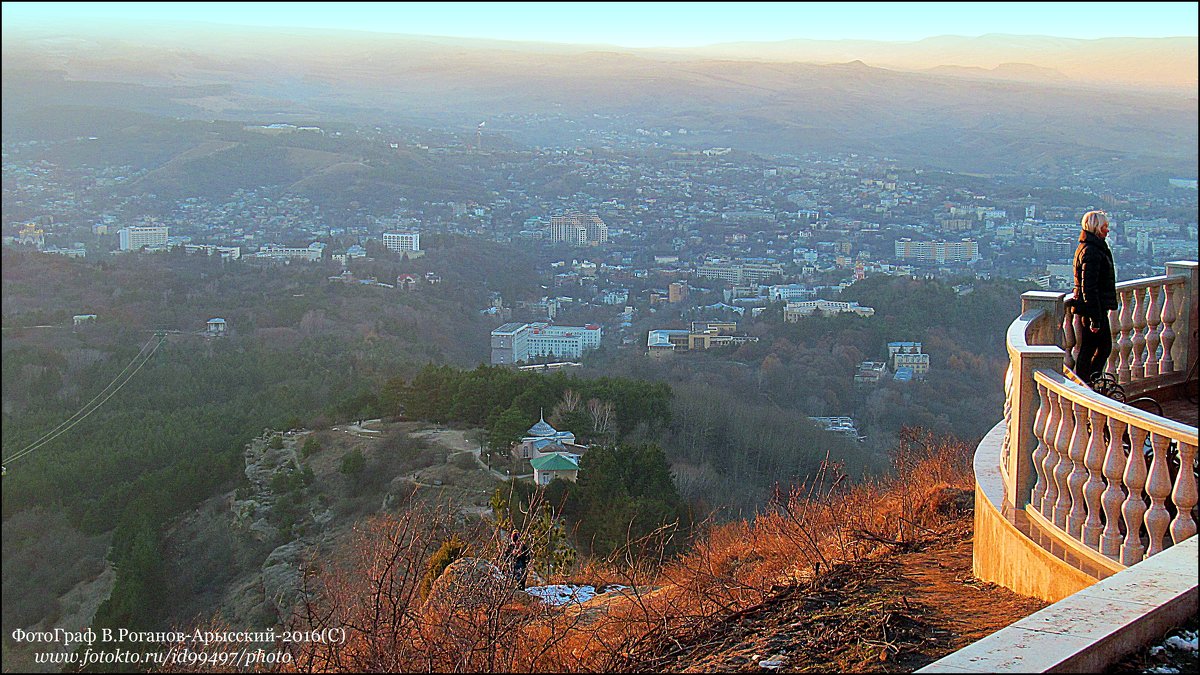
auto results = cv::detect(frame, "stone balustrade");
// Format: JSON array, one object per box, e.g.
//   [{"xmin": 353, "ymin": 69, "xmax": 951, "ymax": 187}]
[
  {"xmin": 991, "ymin": 260, "xmax": 1198, "ymax": 596},
  {"xmin": 1062, "ymin": 261, "xmax": 1197, "ymax": 389},
  {"xmin": 961, "ymin": 260, "xmax": 1197, "ymax": 671},
  {"xmin": 1029, "ymin": 369, "xmax": 1197, "ymax": 566}
]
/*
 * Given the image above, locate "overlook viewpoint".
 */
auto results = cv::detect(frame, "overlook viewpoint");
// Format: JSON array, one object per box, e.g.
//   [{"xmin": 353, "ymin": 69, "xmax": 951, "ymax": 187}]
[{"xmin": 2, "ymin": 6, "xmax": 1197, "ymax": 674}]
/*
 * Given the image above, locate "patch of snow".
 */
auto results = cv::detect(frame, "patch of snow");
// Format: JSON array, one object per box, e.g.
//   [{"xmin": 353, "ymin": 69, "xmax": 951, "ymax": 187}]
[
  {"xmin": 525, "ymin": 583, "xmax": 636, "ymax": 606},
  {"xmin": 760, "ymin": 658, "xmax": 786, "ymax": 669},
  {"xmin": 525, "ymin": 584, "xmax": 596, "ymax": 606},
  {"xmin": 1146, "ymin": 666, "xmax": 1180, "ymax": 674}
]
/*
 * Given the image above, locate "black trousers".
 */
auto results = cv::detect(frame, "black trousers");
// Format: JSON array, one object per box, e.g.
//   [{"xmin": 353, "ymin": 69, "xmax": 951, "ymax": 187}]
[{"xmin": 1075, "ymin": 316, "xmax": 1113, "ymax": 384}]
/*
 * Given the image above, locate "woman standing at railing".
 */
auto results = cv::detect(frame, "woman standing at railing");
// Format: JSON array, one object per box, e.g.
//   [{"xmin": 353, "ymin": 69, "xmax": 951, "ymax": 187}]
[{"xmin": 1071, "ymin": 210, "xmax": 1119, "ymax": 385}]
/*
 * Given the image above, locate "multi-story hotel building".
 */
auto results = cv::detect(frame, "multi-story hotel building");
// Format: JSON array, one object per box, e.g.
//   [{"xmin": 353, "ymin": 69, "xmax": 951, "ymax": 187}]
[
  {"xmin": 383, "ymin": 231, "xmax": 421, "ymax": 253},
  {"xmin": 549, "ymin": 212, "xmax": 608, "ymax": 246},
  {"xmin": 491, "ymin": 322, "xmax": 532, "ymax": 365},
  {"xmin": 490, "ymin": 322, "xmax": 602, "ymax": 364},
  {"xmin": 894, "ymin": 238, "xmax": 980, "ymax": 264},
  {"xmin": 254, "ymin": 242, "xmax": 325, "ymax": 262},
  {"xmin": 695, "ymin": 261, "xmax": 784, "ymax": 285},
  {"xmin": 118, "ymin": 225, "xmax": 170, "ymax": 251},
  {"xmin": 784, "ymin": 299, "xmax": 875, "ymax": 321}
]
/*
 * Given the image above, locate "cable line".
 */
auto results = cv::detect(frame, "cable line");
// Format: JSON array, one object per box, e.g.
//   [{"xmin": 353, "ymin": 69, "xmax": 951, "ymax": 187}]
[
  {"xmin": 2, "ymin": 333, "xmax": 167, "ymax": 468},
  {"xmin": 8, "ymin": 333, "xmax": 158, "ymax": 454},
  {"xmin": 2, "ymin": 335, "xmax": 163, "ymax": 466}
]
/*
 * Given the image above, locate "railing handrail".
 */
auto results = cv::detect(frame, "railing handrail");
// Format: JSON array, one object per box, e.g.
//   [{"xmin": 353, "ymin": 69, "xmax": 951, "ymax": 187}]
[
  {"xmin": 1007, "ymin": 306, "xmax": 1064, "ymax": 356},
  {"xmin": 1115, "ymin": 271, "xmax": 1191, "ymax": 291},
  {"xmin": 1033, "ymin": 369, "xmax": 1199, "ymax": 443},
  {"xmin": 1058, "ymin": 272, "xmax": 1191, "ymax": 303},
  {"xmin": 1007, "ymin": 308, "xmax": 1050, "ymax": 349}
]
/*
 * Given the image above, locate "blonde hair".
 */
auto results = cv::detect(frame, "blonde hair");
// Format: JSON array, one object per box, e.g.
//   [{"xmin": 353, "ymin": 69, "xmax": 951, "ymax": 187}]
[{"xmin": 1081, "ymin": 210, "xmax": 1109, "ymax": 234}]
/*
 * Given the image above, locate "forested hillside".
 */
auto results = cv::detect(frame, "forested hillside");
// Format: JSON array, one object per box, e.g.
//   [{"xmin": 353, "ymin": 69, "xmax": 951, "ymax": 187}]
[
  {"xmin": 0, "ymin": 241, "xmax": 528, "ymax": 645},
  {"xmin": 2, "ymin": 246, "xmax": 1030, "ymax": 656},
  {"xmin": 590, "ymin": 274, "xmax": 1027, "ymax": 514}
]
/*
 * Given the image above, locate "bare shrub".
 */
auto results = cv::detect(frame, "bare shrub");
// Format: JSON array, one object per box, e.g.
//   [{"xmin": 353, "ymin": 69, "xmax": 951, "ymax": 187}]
[
  {"xmin": 282, "ymin": 498, "xmax": 587, "ymax": 673},
  {"xmin": 583, "ymin": 427, "xmax": 976, "ymax": 671},
  {"xmin": 163, "ymin": 428, "xmax": 976, "ymax": 673}
]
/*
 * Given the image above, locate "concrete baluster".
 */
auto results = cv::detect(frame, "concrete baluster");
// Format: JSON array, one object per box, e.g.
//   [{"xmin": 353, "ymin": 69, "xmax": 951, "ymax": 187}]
[
  {"xmin": 1145, "ymin": 285, "xmax": 1162, "ymax": 377},
  {"xmin": 1158, "ymin": 280, "xmax": 1178, "ymax": 373},
  {"xmin": 1004, "ymin": 296, "xmax": 1064, "ymax": 512},
  {"xmin": 1116, "ymin": 288, "xmax": 1134, "ymax": 383},
  {"xmin": 1062, "ymin": 304, "xmax": 1077, "ymax": 371},
  {"xmin": 1052, "ymin": 391, "xmax": 1076, "ymax": 529},
  {"xmin": 1143, "ymin": 433, "xmax": 1173, "ymax": 557},
  {"xmin": 1030, "ymin": 380, "xmax": 1051, "ymax": 511},
  {"xmin": 1066, "ymin": 401, "xmax": 1090, "ymax": 538},
  {"xmin": 1099, "ymin": 417, "xmax": 1129, "ymax": 558},
  {"xmin": 1039, "ymin": 388, "xmax": 1063, "ymax": 516},
  {"xmin": 1169, "ymin": 441, "xmax": 1198, "ymax": 545},
  {"xmin": 1120, "ymin": 426, "xmax": 1149, "ymax": 565},
  {"xmin": 1130, "ymin": 288, "xmax": 1148, "ymax": 383},
  {"xmin": 1164, "ymin": 262, "xmax": 1197, "ymax": 377},
  {"xmin": 1105, "ymin": 310, "xmax": 1119, "ymax": 376},
  {"xmin": 1081, "ymin": 408, "xmax": 1107, "ymax": 548}
]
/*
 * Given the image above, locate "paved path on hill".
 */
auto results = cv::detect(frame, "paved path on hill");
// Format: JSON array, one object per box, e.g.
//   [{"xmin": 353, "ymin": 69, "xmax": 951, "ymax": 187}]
[{"xmin": 332, "ymin": 418, "xmax": 384, "ymax": 438}]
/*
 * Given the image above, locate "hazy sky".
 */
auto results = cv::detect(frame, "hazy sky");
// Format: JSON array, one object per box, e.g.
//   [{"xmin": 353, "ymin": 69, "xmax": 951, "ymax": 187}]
[{"xmin": 4, "ymin": 2, "xmax": 1197, "ymax": 47}]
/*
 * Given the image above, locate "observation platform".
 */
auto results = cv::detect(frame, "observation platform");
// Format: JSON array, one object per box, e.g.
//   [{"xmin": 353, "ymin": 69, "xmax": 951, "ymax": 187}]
[{"xmin": 926, "ymin": 260, "xmax": 1199, "ymax": 672}]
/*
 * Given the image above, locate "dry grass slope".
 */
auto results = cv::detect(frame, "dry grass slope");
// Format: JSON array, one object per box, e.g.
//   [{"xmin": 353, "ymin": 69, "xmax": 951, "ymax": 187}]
[{"xmin": 162, "ymin": 428, "xmax": 1046, "ymax": 673}]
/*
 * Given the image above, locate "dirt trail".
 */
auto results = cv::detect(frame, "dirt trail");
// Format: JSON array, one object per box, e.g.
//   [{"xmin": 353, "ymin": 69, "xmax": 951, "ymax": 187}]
[{"xmin": 414, "ymin": 426, "xmax": 522, "ymax": 480}]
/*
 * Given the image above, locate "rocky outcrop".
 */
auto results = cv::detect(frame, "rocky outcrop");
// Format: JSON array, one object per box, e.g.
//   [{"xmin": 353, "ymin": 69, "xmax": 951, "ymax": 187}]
[
  {"xmin": 261, "ymin": 540, "xmax": 309, "ymax": 620},
  {"xmin": 423, "ymin": 557, "xmax": 532, "ymax": 615}
]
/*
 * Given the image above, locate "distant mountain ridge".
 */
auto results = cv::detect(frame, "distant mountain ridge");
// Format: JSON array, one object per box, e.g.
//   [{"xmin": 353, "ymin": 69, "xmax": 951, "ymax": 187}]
[
  {"xmin": 2, "ymin": 24, "xmax": 1195, "ymax": 179},
  {"xmin": 924, "ymin": 62, "xmax": 1071, "ymax": 84},
  {"xmin": 664, "ymin": 34, "xmax": 1198, "ymax": 93}
]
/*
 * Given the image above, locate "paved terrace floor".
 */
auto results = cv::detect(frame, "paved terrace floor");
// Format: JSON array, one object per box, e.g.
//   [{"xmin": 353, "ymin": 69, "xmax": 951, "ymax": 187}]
[
  {"xmin": 1159, "ymin": 394, "xmax": 1198, "ymax": 427},
  {"xmin": 1123, "ymin": 376, "xmax": 1197, "ymax": 427}
]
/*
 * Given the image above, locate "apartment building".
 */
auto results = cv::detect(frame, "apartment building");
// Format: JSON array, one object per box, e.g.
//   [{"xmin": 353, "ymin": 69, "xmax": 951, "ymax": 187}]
[
  {"xmin": 118, "ymin": 225, "xmax": 169, "ymax": 251},
  {"xmin": 894, "ymin": 238, "xmax": 980, "ymax": 264},
  {"xmin": 549, "ymin": 212, "xmax": 608, "ymax": 246},
  {"xmin": 490, "ymin": 322, "xmax": 602, "ymax": 364},
  {"xmin": 784, "ymin": 299, "xmax": 875, "ymax": 321},
  {"xmin": 383, "ymin": 231, "xmax": 421, "ymax": 253},
  {"xmin": 668, "ymin": 281, "xmax": 689, "ymax": 303}
]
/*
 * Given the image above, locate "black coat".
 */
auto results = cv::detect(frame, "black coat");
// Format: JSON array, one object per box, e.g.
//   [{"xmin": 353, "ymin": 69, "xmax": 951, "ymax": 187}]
[{"xmin": 1072, "ymin": 230, "xmax": 1117, "ymax": 326}]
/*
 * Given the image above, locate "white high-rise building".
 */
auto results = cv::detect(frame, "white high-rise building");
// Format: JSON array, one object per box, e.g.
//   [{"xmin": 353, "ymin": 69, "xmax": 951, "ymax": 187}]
[
  {"xmin": 490, "ymin": 322, "xmax": 602, "ymax": 364},
  {"xmin": 491, "ymin": 322, "xmax": 532, "ymax": 365},
  {"xmin": 383, "ymin": 231, "xmax": 420, "ymax": 253},
  {"xmin": 118, "ymin": 225, "xmax": 169, "ymax": 251},
  {"xmin": 549, "ymin": 212, "xmax": 608, "ymax": 246},
  {"xmin": 894, "ymin": 238, "xmax": 979, "ymax": 264}
]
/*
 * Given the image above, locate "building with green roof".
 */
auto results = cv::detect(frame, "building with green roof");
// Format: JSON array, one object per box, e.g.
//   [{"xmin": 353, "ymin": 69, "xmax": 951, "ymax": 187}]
[{"xmin": 530, "ymin": 452, "xmax": 580, "ymax": 485}]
